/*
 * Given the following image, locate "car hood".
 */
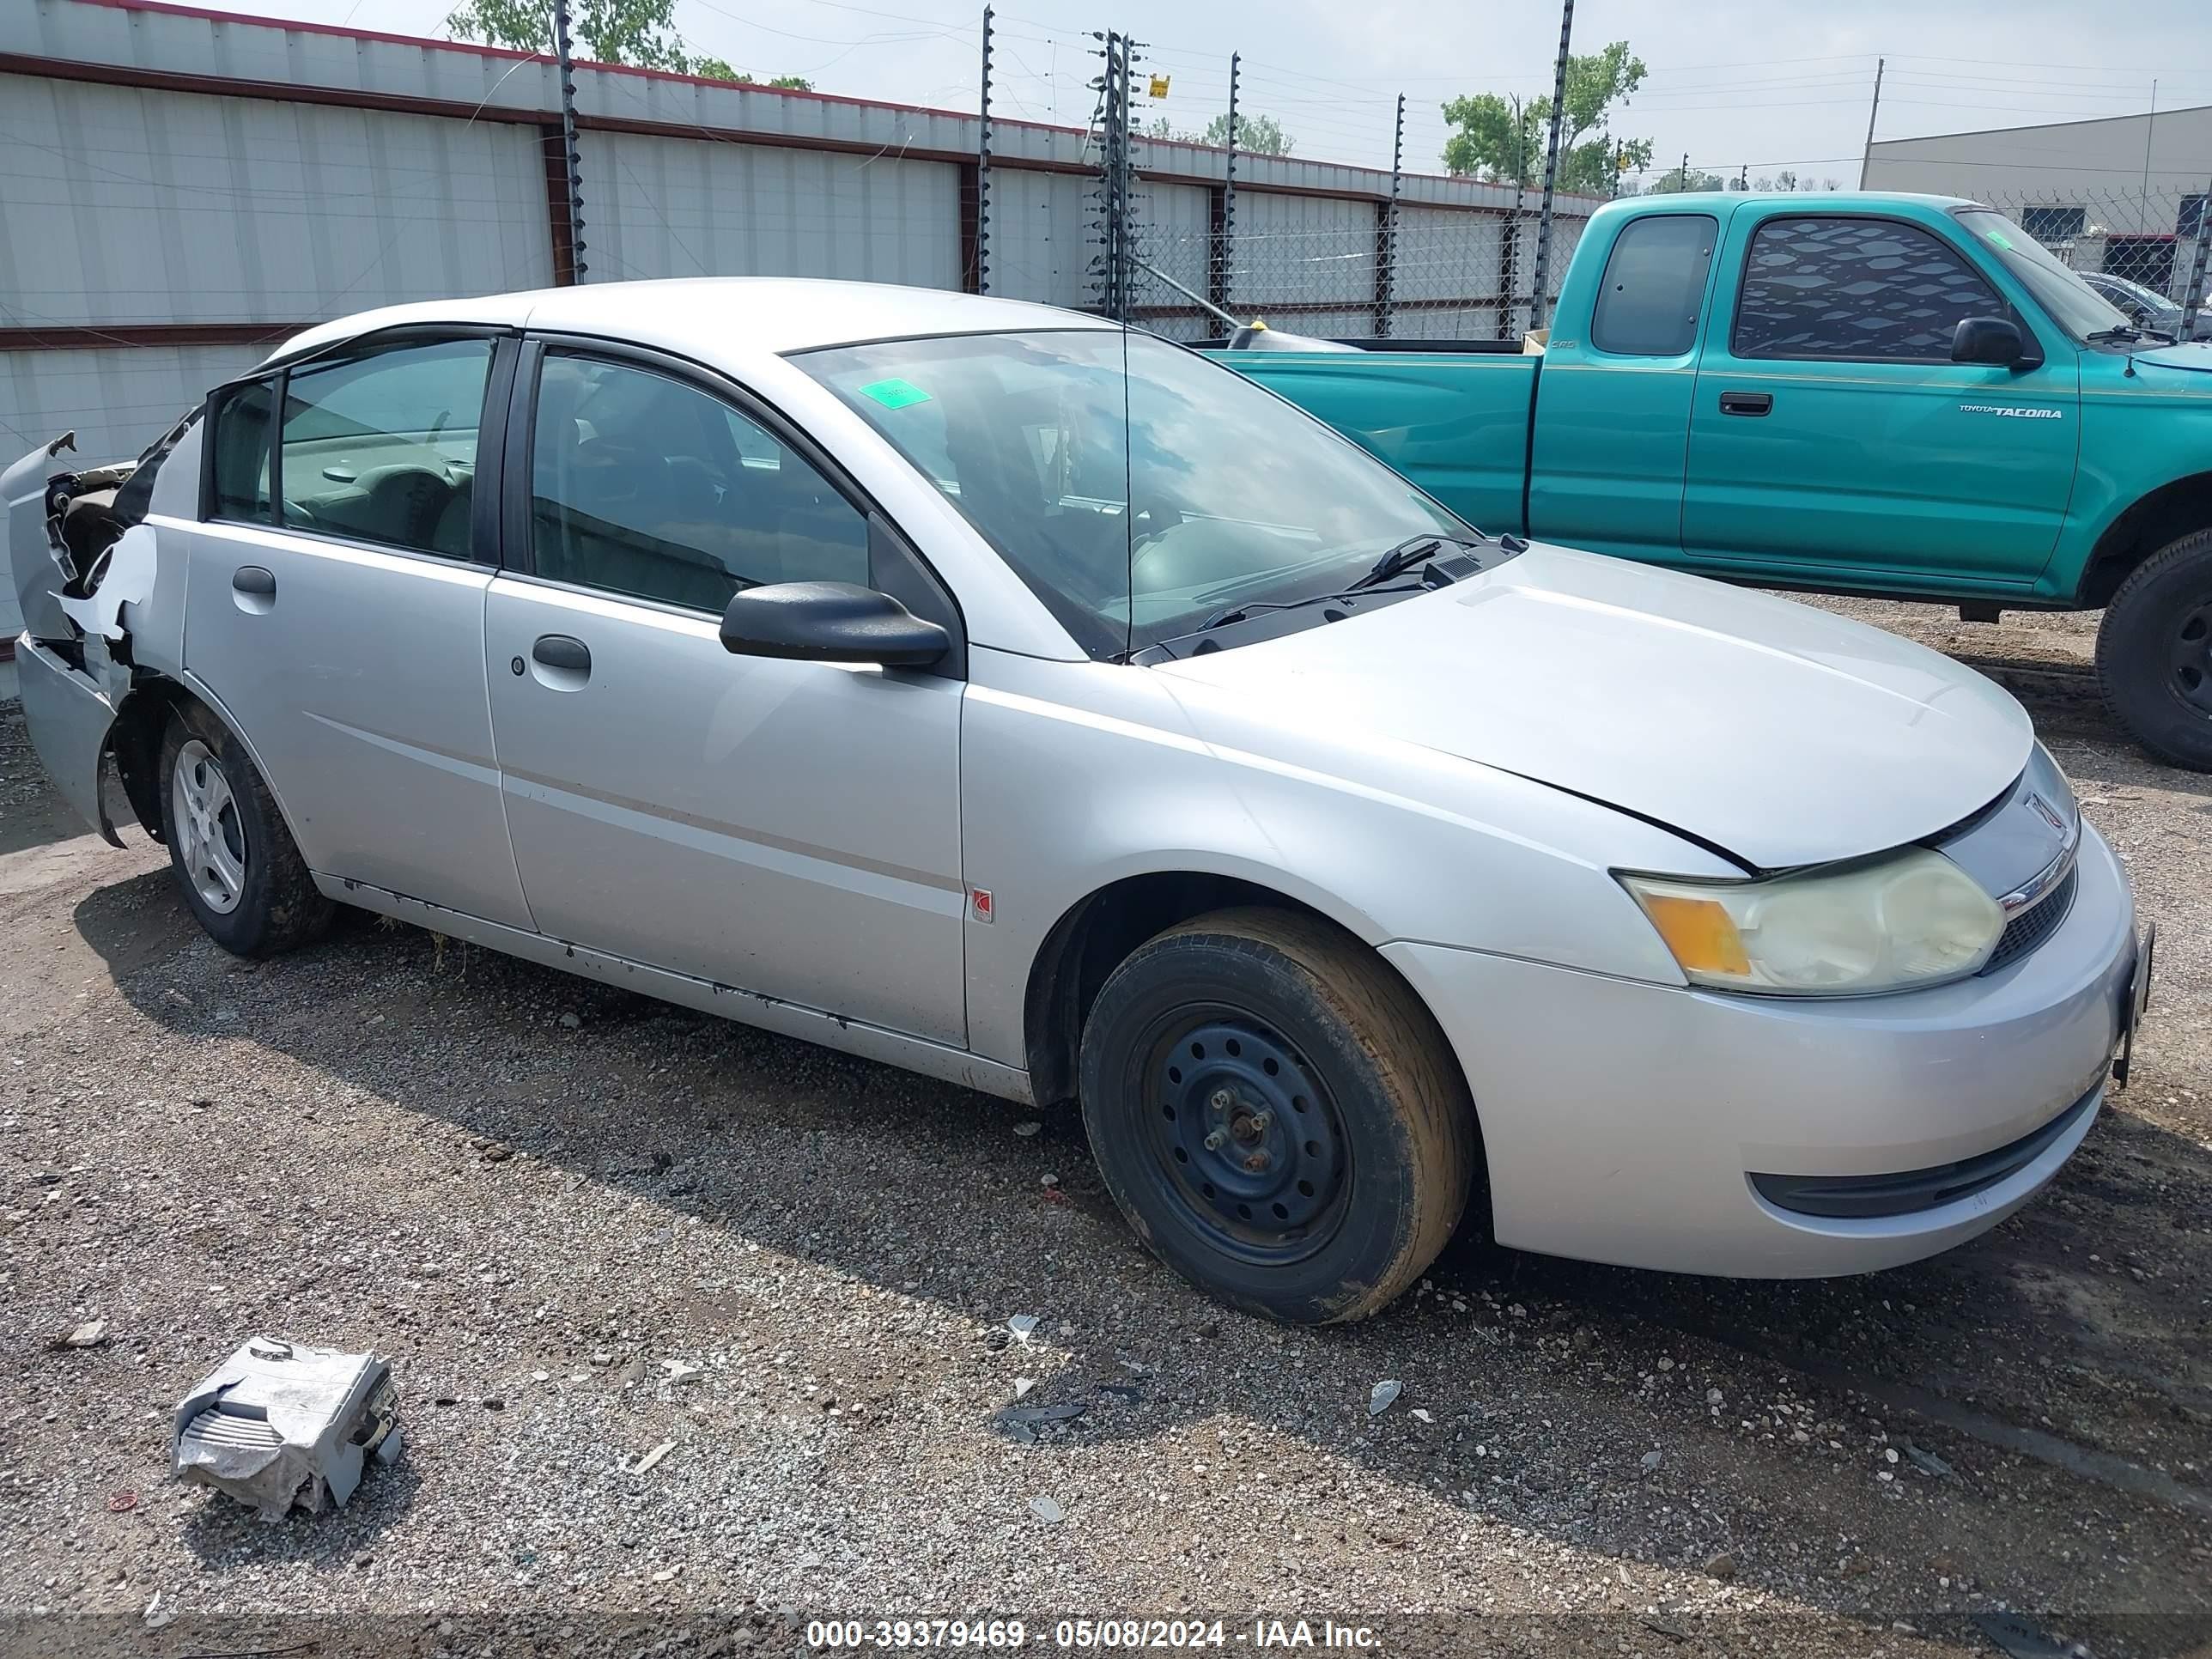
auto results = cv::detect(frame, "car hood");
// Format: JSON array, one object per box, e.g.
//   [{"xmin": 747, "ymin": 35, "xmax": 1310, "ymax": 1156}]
[
  {"xmin": 1151, "ymin": 544, "xmax": 2033, "ymax": 871},
  {"xmin": 2127, "ymin": 339, "xmax": 2212, "ymax": 372}
]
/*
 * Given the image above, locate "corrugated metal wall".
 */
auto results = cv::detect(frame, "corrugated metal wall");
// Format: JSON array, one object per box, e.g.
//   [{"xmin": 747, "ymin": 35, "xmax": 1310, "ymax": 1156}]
[
  {"xmin": 0, "ymin": 0, "xmax": 1599, "ymax": 640},
  {"xmin": 581, "ymin": 132, "xmax": 962, "ymax": 287}
]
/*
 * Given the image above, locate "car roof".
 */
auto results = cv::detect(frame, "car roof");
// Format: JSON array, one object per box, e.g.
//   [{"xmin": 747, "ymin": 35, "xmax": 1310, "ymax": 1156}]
[{"xmin": 268, "ymin": 277, "xmax": 1114, "ymax": 370}]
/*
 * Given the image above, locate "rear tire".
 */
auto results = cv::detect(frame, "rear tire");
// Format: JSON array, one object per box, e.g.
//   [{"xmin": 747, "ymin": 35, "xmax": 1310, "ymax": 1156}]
[
  {"xmin": 1078, "ymin": 907, "xmax": 1477, "ymax": 1325},
  {"xmin": 2095, "ymin": 528, "xmax": 2212, "ymax": 771},
  {"xmin": 157, "ymin": 702, "xmax": 333, "ymax": 957}
]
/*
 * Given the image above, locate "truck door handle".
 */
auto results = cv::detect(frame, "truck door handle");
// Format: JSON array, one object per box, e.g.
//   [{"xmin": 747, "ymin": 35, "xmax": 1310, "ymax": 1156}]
[
  {"xmin": 231, "ymin": 566, "xmax": 276, "ymax": 596},
  {"xmin": 1718, "ymin": 391, "xmax": 1773, "ymax": 416},
  {"xmin": 532, "ymin": 634, "xmax": 591, "ymax": 673}
]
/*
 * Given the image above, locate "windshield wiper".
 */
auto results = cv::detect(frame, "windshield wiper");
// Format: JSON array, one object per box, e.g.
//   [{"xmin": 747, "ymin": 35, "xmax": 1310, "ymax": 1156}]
[
  {"xmin": 1192, "ymin": 581, "xmax": 1425, "ymax": 635},
  {"xmin": 2085, "ymin": 325, "xmax": 2144, "ymax": 344},
  {"xmin": 1343, "ymin": 532, "xmax": 1487, "ymax": 593}
]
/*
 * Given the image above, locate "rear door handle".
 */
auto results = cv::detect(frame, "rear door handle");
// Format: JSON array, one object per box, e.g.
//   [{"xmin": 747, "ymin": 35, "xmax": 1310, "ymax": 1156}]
[
  {"xmin": 532, "ymin": 634, "xmax": 591, "ymax": 673},
  {"xmin": 231, "ymin": 566, "xmax": 276, "ymax": 596},
  {"xmin": 1718, "ymin": 391, "xmax": 1773, "ymax": 416}
]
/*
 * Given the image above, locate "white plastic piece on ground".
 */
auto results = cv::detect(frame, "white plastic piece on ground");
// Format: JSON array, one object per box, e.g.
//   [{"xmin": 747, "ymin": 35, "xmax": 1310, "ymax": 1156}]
[
  {"xmin": 172, "ymin": 1336, "xmax": 401, "ymax": 1520},
  {"xmin": 55, "ymin": 521, "xmax": 157, "ymax": 641}
]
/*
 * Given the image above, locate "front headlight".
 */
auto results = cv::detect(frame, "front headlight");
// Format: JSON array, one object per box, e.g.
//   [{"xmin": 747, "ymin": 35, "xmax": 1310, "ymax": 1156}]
[{"xmin": 1620, "ymin": 848, "xmax": 2005, "ymax": 996}]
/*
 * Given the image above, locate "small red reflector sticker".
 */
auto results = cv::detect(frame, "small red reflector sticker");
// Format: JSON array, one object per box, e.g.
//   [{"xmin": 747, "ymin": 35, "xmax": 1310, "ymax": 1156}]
[{"xmin": 969, "ymin": 889, "xmax": 994, "ymax": 923}]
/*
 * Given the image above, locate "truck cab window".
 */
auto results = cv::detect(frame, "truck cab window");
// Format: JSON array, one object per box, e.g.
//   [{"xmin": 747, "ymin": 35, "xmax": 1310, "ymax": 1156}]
[
  {"xmin": 1589, "ymin": 214, "xmax": 1717, "ymax": 356},
  {"xmin": 1732, "ymin": 216, "xmax": 2003, "ymax": 362}
]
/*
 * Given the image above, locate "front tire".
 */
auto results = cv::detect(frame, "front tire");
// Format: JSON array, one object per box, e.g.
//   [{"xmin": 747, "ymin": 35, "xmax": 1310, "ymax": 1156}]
[
  {"xmin": 2096, "ymin": 528, "xmax": 2212, "ymax": 771},
  {"xmin": 158, "ymin": 702, "xmax": 333, "ymax": 957},
  {"xmin": 1078, "ymin": 907, "xmax": 1477, "ymax": 1324}
]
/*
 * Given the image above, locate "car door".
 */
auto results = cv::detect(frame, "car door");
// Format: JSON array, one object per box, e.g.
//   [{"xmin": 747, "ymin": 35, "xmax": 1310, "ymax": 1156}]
[
  {"xmin": 181, "ymin": 331, "xmax": 535, "ymax": 928},
  {"xmin": 1681, "ymin": 211, "xmax": 2080, "ymax": 588},
  {"xmin": 1528, "ymin": 209, "xmax": 1720, "ymax": 562},
  {"xmin": 483, "ymin": 339, "xmax": 968, "ymax": 1046}
]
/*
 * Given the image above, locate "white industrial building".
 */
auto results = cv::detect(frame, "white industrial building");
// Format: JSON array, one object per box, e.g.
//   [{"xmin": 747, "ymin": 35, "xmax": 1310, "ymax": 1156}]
[{"xmin": 1864, "ymin": 104, "xmax": 2209, "ymax": 297}]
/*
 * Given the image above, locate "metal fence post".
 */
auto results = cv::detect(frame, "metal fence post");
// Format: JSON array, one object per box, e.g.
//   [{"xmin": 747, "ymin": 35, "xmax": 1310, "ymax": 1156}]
[
  {"xmin": 550, "ymin": 0, "xmax": 586, "ymax": 283},
  {"xmin": 1218, "ymin": 52, "xmax": 1240, "ymax": 320},
  {"xmin": 1529, "ymin": 0, "xmax": 1575, "ymax": 330},
  {"xmin": 975, "ymin": 5, "xmax": 993, "ymax": 295},
  {"xmin": 2184, "ymin": 179, "xmax": 2212, "ymax": 340},
  {"xmin": 1375, "ymin": 93, "xmax": 1404, "ymax": 337}
]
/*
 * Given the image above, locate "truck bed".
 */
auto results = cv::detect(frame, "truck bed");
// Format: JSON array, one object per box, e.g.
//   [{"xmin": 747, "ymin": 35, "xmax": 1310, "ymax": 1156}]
[{"xmin": 1218, "ymin": 349, "xmax": 1540, "ymax": 538}]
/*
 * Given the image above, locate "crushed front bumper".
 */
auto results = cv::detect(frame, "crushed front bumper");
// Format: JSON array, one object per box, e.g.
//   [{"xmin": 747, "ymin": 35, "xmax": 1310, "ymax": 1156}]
[{"xmin": 1385, "ymin": 821, "xmax": 2139, "ymax": 1278}]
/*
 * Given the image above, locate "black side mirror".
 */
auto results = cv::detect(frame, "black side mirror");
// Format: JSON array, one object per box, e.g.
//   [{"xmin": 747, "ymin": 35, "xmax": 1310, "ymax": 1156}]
[
  {"xmin": 720, "ymin": 580, "xmax": 949, "ymax": 667},
  {"xmin": 1952, "ymin": 316, "xmax": 2036, "ymax": 369}
]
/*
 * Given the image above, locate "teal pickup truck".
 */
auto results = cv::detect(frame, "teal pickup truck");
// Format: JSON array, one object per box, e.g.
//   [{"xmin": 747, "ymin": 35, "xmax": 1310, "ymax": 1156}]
[{"xmin": 1224, "ymin": 191, "xmax": 2212, "ymax": 770}]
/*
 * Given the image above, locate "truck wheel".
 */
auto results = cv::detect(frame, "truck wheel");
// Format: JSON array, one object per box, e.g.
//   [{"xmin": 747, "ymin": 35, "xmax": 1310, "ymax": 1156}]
[
  {"xmin": 2097, "ymin": 528, "xmax": 2212, "ymax": 772},
  {"xmin": 158, "ymin": 702, "xmax": 333, "ymax": 957},
  {"xmin": 1078, "ymin": 907, "xmax": 1476, "ymax": 1325}
]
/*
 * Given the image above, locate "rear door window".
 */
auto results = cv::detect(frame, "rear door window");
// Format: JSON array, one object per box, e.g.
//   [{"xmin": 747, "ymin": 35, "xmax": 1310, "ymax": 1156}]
[
  {"xmin": 1589, "ymin": 214, "xmax": 1717, "ymax": 356},
  {"xmin": 276, "ymin": 338, "xmax": 493, "ymax": 558}
]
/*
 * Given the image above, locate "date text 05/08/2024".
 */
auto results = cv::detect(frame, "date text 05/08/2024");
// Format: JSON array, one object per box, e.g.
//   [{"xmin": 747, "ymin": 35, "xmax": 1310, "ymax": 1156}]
[{"xmin": 805, "ymin": 1619, "xmax": 1381, "ymax": 1650}]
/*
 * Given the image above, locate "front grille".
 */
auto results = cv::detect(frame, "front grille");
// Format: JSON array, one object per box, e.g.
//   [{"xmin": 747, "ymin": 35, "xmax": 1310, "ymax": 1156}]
[
  {"xmin": 1983, "ymin": 863, "xmax": 2078, "ymax": 975},
  {"xmin": 1751, "ymin": 1084, "xmax": 2100, "ymax": 1219}
]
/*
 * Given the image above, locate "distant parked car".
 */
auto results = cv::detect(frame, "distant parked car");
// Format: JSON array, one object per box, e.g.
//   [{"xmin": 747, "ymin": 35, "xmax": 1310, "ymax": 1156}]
[
  {"xmin": 5, "ymin": 279, "xmax": 2149, "ymax": 1322},
  {"xmin": 2078, "ymin": 270, "xmax": 2212, "ymax": 342}
]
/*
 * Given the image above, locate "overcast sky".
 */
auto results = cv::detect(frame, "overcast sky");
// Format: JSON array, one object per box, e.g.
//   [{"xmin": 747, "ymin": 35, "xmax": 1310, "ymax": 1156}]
[{"xmin": 222, "ymin": 0, "xmax": 2212, "ymax": 187}]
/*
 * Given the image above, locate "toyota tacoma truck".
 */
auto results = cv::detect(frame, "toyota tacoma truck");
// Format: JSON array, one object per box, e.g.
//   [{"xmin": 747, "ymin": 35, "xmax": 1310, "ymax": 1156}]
[{"xmin": 1224, "ymin": 191, "xmax": 2212, "ymax": 770}]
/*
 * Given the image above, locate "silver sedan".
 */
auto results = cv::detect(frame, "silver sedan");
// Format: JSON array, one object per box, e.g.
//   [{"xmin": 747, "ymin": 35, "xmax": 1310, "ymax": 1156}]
[{"xmin": 5, "ymin": 279, "xmax": 2149, "ymax": 1322}]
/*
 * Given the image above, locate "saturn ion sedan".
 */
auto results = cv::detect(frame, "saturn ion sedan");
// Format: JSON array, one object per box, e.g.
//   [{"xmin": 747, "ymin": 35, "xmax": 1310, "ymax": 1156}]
[{"xmin": 6, "ymin": 279, "xmax": 2153, "ymax": 1323}]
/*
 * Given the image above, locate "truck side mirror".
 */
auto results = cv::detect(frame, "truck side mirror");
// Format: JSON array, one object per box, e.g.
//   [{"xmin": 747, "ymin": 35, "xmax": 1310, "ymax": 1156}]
[{"xmin": 1952, "ymin": 316, "xmax": 2039, "ymax": 370}]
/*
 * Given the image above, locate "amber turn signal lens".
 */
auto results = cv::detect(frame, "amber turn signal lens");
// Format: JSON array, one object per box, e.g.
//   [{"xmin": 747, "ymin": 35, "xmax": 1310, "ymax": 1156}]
[{"xmin": 1634, "ymin": 892, "xmax": 1752, "ymax": 978}]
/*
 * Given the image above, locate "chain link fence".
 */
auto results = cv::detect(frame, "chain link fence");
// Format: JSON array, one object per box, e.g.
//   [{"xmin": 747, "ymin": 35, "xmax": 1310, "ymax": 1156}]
[
  {"xmin": 1974, "ymin": 185, "xmax": 2210, "ymax": 339},
  {"xmin": 1127, "ymin": 204, "xmax": 1591, "ymax": 344}
]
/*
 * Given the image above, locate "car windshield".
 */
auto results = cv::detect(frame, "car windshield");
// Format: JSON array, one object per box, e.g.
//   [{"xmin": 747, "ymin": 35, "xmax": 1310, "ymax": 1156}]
[
  {"xmin": 1955, "ymin": 209, "xmax": 2134, "ymax": 340},
  {"xmin": 794, "ymin": 329, "xmax": 1475, "ymax": 659}
]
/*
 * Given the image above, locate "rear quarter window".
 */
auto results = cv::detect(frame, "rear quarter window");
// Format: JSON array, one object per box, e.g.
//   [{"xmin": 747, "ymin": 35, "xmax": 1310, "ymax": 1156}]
[
  {"xmin": 207, "ymin": 380, "xmax": 275, "ymax": 524},
  {"xmin": 1589, "ymin": 214, "xmax": 1717, "ymax": 356}
]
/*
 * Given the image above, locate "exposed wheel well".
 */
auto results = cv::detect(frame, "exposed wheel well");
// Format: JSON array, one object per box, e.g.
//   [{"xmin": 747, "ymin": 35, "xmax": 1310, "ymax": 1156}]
[
  {"xmin": 2080, "ymin": 471, "xmax": 2212, "ymax": 608},
  {"xmin": 106, "ymin": 675, "xmax": 200, "ymax": 841}
]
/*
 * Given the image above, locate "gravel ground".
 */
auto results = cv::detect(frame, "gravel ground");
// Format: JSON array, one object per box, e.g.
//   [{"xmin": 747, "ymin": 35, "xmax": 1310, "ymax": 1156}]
[{"xmin": 2, "ymin": 601, "xmax": 2209, "ymax": 1659}]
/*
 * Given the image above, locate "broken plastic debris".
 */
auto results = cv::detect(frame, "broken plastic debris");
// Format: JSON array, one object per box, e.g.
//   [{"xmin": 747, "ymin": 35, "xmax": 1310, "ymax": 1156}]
[
  {"xmin": 1028, "ymin": 1494, "xmax": 1066, "ymax": 1524},
  {"xmin": 630, "ymin": 1439, "xmax": 677, "ymax": 1476},
  {"xmin": 1006, "ymin": 1314, "xmax": 1039, "ymax": 1346},
  {"xmin": 1368, "ymin": 1380, "xmax": 1402, "ymax": 1416},
  {"xmin": 1905, "ymin": 1441, "xmax": 1956, "ymax": 1479},
  {"xmin": 55, "ymin": 521, "xmax": 156, "ymax": 641},
  {"xmin": 171, "ymin": 1336, "xmax": 401, "ymax": 1520}
]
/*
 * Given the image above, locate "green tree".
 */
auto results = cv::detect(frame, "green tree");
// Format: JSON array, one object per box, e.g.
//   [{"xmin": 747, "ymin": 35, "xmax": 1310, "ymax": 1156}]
[
  {"xmin": 1205, "ymin": 111, "xmax": 1291, "ymax": 155},
  {"xmin": 1442, "ymin": 41, "xmax": 1653, "ymax": 192},
  {"xmin": 447, "ymin": 0, "xmax": 802, "ymax": 83},
  {"xmin": 1646, "ymin": 164, "xmax": 1725, "ymax": 194},
  {"xmin": 1144, "ymin": 111, "xmax": 1293, "ymax": 155}
]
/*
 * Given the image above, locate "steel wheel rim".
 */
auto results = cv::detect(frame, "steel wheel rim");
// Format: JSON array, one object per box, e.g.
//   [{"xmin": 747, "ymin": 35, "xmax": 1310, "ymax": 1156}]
[
  {"xmin": 2173, "ymin": 603, "xmax": 2212, "ymax": 714},
  {"xmin": 1137, "ymin": 1009, "xmax": 1352, "ymax": 1267},
  {"xmin": 171, "ymin": 738, "xmax": 246, "ymax": 915}
]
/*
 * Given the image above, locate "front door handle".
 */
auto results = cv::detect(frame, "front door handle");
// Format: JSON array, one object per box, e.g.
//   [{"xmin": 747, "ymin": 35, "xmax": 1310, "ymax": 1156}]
[
  {"xmin": 529, "ymin": 633, "xmax": 592, "ymax": 687},
  {"xmin": 1718, "ymin": 390, "xmax": 1773, "ymax": 416},
  {"xmin": 532, "ymin": 634, "xmax": 590, "ymax": 672}
]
